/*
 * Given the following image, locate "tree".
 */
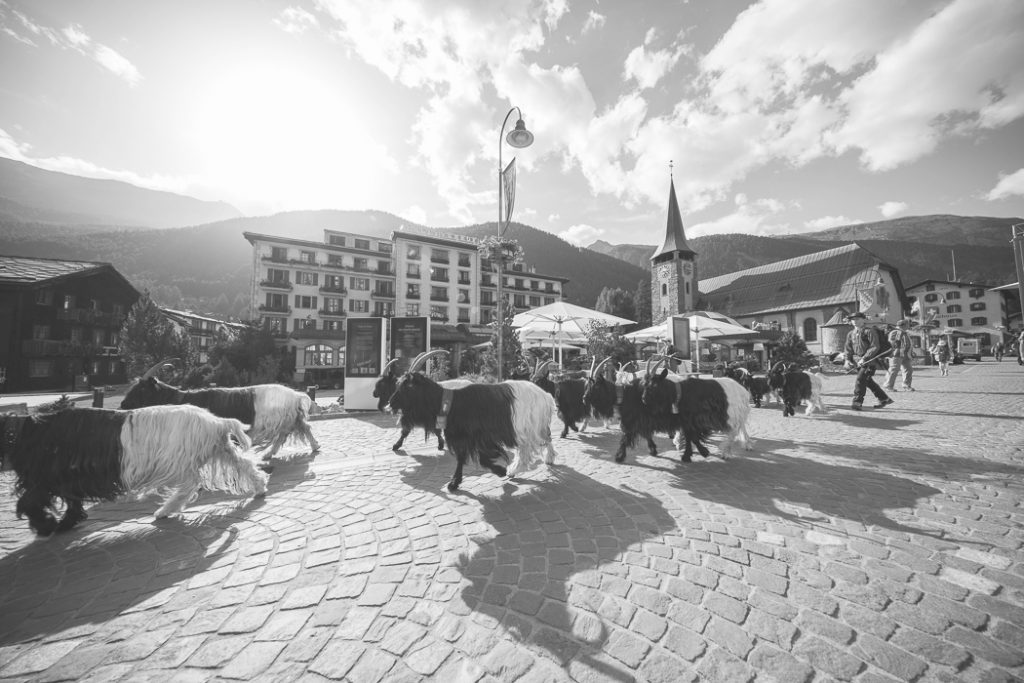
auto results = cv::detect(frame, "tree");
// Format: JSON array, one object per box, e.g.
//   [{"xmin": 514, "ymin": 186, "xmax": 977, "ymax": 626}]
[
  {"xmin": 595, "ymin": 287, "xmax": 636, "ymax": 322},
  {"xmin": 118, "ymin": 291, "xmax": 194, "ymax": 378},
  {"xmin": 770, "ymin": 332, "xmax": 816, "ymax": 368},
  {"xmin": 634, "ymin": 279, "xmax": 652, "ymax": 328},
  {"xmin": 479, "ymin": 301, "xmax": 523, "ymax": 380},
  {"xmin": 208, "ymin": 324, "xmax": 289, "ymax": 385},
  {"xmin": 584, "ymin": 322, "xmax": 639, "ymax": 371}
]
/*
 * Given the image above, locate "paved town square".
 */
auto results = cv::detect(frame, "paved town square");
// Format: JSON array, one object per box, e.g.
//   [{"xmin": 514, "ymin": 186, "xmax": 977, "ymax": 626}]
[{"xmin": 2, "ymin": 361, "xmax": 1023, "ymax": 682}]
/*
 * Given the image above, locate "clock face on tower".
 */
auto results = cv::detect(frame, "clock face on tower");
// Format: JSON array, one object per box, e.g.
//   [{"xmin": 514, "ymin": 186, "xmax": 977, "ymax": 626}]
[{"xmin": 682, "ymin": 262, "xmax": 693, "ymax": 276}]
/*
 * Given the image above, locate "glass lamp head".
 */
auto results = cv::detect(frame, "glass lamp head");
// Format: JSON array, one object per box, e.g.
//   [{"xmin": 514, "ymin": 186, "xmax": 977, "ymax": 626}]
[{"xmin": 506, "ymin": 119, "xmax": 534, "ymax": 148}]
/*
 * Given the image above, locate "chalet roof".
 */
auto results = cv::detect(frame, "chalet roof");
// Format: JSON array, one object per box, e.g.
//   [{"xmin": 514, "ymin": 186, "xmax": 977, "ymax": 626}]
[
  {"xmin": 698, "ymin": 243, "xmax": 900, "ymax": 316},
  {"xmin": 651, "ymin": 178, "xmax": 696, "ymax": 261},
  {"xmin": 0, "ymin": 255, "xmax": 112, "ymax": 285}
]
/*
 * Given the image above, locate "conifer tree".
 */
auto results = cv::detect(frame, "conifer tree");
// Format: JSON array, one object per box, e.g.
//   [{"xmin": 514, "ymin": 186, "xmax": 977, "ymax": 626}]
[{"xmin": 118, "ymin": 291, "xmax": 194, "ymax": 378}]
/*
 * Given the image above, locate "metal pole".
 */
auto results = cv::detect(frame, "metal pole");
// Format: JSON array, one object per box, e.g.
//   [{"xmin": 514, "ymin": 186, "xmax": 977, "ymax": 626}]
[
  {"xmin": 496, "ymin": 106, "xmax": 520, "ymax": 382},
  {"xmin": 1013, "ymin": 223, "xmax": 1024, "ymax": 334}
]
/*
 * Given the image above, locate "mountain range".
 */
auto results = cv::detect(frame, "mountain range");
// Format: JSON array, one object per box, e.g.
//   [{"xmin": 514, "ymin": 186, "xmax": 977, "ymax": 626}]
[{"xmin": 0, "ymin": 158, "xmax": 1020, "ymax": 320}]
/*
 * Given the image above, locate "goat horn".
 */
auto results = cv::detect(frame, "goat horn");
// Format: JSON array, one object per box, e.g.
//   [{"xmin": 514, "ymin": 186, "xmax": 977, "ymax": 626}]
[
  {"xmin": 532, "ymin": 360, "xmax": 553, "ymax": 380},
  {"xmin": 141, "ymin": 357, "xmax": 180, "ymax": 379},
  {"xmin": 381, "ymin": 358, "xmax": 400, "ymax": 376},
  {"xmin": 644, "ymin": 354, "xmax": 663, "ymax": 376},
  {"xmin": 408, "ymin": 349, "xmax": 448, "ymax": 373},
  {"xmin": 592, "ymin": 356, "xmax": 613, "ymax": 378},
  {"xmin": 589, "ymin": 357, "xmax": 597, "ymax": 376},
  {"xmin": 771, "ymin": 361, "xmax": 785, "ymax": 373}
]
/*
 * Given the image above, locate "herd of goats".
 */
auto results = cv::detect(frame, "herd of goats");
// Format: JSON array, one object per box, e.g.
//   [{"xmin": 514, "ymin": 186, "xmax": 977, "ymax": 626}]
[{"xmin": 0, "ymin": 352, "xmax": 826, "ymax": 538}]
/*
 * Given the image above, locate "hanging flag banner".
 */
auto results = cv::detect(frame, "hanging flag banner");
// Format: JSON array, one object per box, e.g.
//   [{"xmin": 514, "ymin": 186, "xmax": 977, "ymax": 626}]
[{"xmin": 501, "ymin": 157, "xmax": 517, "ymax": 234}]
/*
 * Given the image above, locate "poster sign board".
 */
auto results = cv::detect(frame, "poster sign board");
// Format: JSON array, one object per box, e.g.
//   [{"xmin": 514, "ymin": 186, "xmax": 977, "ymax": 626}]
[
  {"xmin": 345, "ymin": 317, "xmax": 386, "ymax": 410},
  {"xmin": 670, "ymin": 316, "xmax": 691, "ymax": 359},
  {"xmin": 390, "ymin": 317, "xmax": 430, "ymax": 373}
]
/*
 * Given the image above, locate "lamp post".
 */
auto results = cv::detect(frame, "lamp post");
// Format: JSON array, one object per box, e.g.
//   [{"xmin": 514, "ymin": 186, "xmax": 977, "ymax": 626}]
[
  {"xmin": 1012, "ymin": 223, "xmax": 1024, "ymax": 336},
  {"xmin": 495, "ymin": 106, "xmax": 534, "ymax": 380}
]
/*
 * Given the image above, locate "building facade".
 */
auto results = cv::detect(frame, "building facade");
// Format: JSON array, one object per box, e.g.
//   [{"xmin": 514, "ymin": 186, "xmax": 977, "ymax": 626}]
[
  {"xmin": 905, "ymin": 279, "xmax": 1011, "ymax": 352},
  {"xmin": 0, "ymin": 255, "xmax": 140, "ymax": 393},
  {"xmin": 244, "ymin": 227, "xmax": 567, "ymax": 384},
  {"xmin": 161, "ymin": 308, "xmax": 249, "ymax": 365},
  {"xmin": 650, "ymin": 177, "xmax": 698, "ymax": 324}
]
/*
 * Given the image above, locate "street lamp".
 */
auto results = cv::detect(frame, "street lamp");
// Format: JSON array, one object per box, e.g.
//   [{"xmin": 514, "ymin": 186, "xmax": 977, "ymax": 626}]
[
  {"xmin": 495, "ymin": 106, "xmax": 534, "ymax": 380},
  {"xmin": 1012, "ymin": 223, "xmax": 1024, "ymax": 336}
]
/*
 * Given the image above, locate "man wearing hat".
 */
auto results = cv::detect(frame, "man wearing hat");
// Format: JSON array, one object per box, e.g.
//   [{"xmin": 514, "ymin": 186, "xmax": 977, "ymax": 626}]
[
  {"xmin": 843, "ymin": 312, "xmax": 894, "ymax": 411},
  {"xmin": 884, "ymin": 319, "xmax": 915, "ymax": 392}
]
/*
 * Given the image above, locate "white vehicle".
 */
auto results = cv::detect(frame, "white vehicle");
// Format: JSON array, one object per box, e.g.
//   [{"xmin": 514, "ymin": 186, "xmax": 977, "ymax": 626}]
[{"xmin": 957, "ymin": 338, "xmax": 981, "ymax": 362}]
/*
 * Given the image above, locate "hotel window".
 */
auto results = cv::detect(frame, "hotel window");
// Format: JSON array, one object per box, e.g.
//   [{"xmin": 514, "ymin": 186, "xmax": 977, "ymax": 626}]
[
  {"xmin": 430, "ymin": 305, "xmax": 448, "ymax": 321},
  {"xmin": 296, "ymin": 271, "xmax": 318, "ymax": 286},
  {"xmin": 514, "ymin": 295, "xmax": 526, "ymax": 307},
  {"xmin": 431, "ymin": 248, "xmax": 449, "ymax": 263},
  {"xmin": 266, "ymin": 292, "xmax": 287, "ymax": 309},
  {"xmin": 350, "ymin": 277, "xmax": 369, "ymax": 291},
  {"xmin": 969, "ymin": 288, "xmax": 985, "ymax": 298},
  {"xmin": 515, "ymin": 278, "xmax": 524, "ymax": 289},
  {"xmin": 969, "ymin": 302, "xmax": 986, "ymax": 311},
  {"xmin": 324, "ymin": 320, "xmax": 344, "ymax": 331},
  {"xmin": 35, "ymin": 289, "xmax": 53, "ymax": 305},
  {"xmin": 378, "ymin": 243, "xmax": 392, "ymax": 254},
  {"xmin": 294, "ymin": 318, "xmax": 316, "ymax": 331},
  {"xmin": 354, "ymin": 238, "xmax": 370, "ymax": 250},
  {"xmin": 407, "ymin": 284, "xmax": 420, "ymax": 298},
  {"xmin": 304, "ymin": 344, "xmax": 333, "ymax": 366},
  {"xmin": 349, "ymin": 300, "xmax": 369, "ymax": 313},
  {"xmin": 29, "ymin": 360, "xmax": 54, "ymax": 378},
  {"xmin": 431, "ymin": 286, "xmax": 448, "ymax": 301},
  {"xmin": 407, "ymin": 263, "xmax": 420, "ymax": 279},
  {"xmin": 458, "ymin": 289, "xmax": 470, "ymax": 304},
  {"xmin": 407, "ymin": 245, "xmax": 421, "ymax": 260},
  {"xmin": 971, "ymin": 317, "xmax": 987, "ymax": 326},
  {"xmin": 299, "ymin": 250, "xmax": 316, "ymax": 264},
  {"xmin": 271, "ymin": 246, "xmax": 287, "ymax": 260},
  {"xmin": 63, "ymin": 295, "xmax": 75, "ymax": 310},
  {"xmin": 481, "ymin": 291, "xmax": 494, "ymax": 305},
  {"xmin": 324, "ymin": 275, "xmax": 344, "ymax": 291},
  {"xmin": 406, "ymin": 303, "xmax": 420, "ymax": 316},
  {"xmin": 328, "ymin": 254, "xmax": 344, "ymax": 267},
  {"xmin": 458, "ymin": 253, "xmax": 471, "ymax": 267},
  {"xmin": 294, "ymin": 295, "xmax": 317, "ymax": 309},
  {"xmin": 544, "ymin": 297, "xmax": 555, "ymax": 305},
  {"xmin": 458, "ymin": 270, "xmax": 471, "ymax": 285},
  {"xmin": 924, "ymin": 293, "xmax": 938, "ymax": 303},
  {"xmin": 545, "ymin": 283, "xmax": 554, "ymax": 292},
  {"xmin": 803, "ymin": 318, "xmax": 818, "ymax": 342},
  {"xmin": 946, "ymin": 291, "xmax": 960, "ymax": 300},
  {"xmin": 267, "ymin": 268, "xmax": 289, "ymax": 283},
  {"xmin": 947, "ymin": 304, "xmax": 962, "ymax": 314},
  {"xmin": 324, "ymin": 297, "xmax": 343, "ymax": 313},
  {"xmin": 328, "ymin": 235, "xmax": 345, "ymax": 246},
  {"xmin": 430, "ymin": 267, "xmax": 449, "ymax": 282},
  {"xmin": 373, "ymin": 302, "xmax": 393, "ymax": 317},
  {"xmin": 529, "ymin": 296, "xmax": 540, "ymax": 307},
  {"xmin": 458, "ymin": 308, "xmax": 470, "ymax": 323},
  {"xmin": 33, "ymin": 325, "xmax": 50, "ymax": 340},
  {"xmin": 948, "ymin": 318, "xmax": 963, "ymax": 327},
  {"xmin": 266, "ymin": 317, "xmax": 285, "ymax": 334},
  {"xmin": 353, "ymin": 257, "xmax": 368, "ymax": 271}
]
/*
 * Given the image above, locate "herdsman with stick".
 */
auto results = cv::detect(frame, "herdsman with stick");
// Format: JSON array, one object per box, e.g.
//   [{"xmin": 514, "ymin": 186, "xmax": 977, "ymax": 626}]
[{"xmin": 843, "ymin": 312, "xmax": 894, "ymax": 411}]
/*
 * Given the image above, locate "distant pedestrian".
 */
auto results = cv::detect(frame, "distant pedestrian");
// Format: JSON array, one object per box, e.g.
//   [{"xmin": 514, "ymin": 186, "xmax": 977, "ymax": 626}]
[
  {"xmin": 993, "ymin": 340, "xmax": 1004, "ymax": 362},
  {"xmin": 930, "ymin": 339, "xmax": 951, "ymax": 376},
  {"xmin": 884, "ymin": 319, "xmax": 915, "ymax": 392},
  {"xmin": 1018, "ymin": 329, "xmax": 1024, "ymax": 366},
  {"xmin": 843, "ymin": 312, "xmax": 893, "ymax": 411}
]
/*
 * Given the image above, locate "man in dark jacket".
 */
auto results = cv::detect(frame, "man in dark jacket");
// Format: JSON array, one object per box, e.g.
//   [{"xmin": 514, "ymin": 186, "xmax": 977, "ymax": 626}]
[
  {"xmin": 843, "ymin": 312, "xmax": 894, "ymax": 411},
  {"xmin": 883, "ymin": 319, "xmax": 915, "ymax": 391}
]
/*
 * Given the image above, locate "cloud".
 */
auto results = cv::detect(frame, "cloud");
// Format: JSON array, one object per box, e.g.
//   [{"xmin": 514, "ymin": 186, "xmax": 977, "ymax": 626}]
[
  {"xmin": 879, "ymin": 201, "xmax": 908, "ymax": 218},
  {"xmin": 274, "ymin": 6, "xmax": 319, "ymax": 34},
  {"xmin": 686, "ymin": 195, "xmax": 793, "ymax": 237},
  {"xmin": 399, "ymin": 205, "xmax": 428, "ymax": 225},
  {"xmin": 805, "ymin": 215, "xmax": 857, "ymax": 230},
  {"xmin": 559, "ymin": 223, "xmax": 602, "ymax": 246},
  {"xmin": 582, "ymin": 11, "xmax": 605, "ymax": 34},
  {"xmin": 0, "ymin": 9, "xmax": 142, "ymax": 86},
  {"xmin": 986, "ymin": 168, "xmax": 1024, "ymax": 200},
  {"xmin": 623, "ymin": 35, "xmax": 685, "ymax": 89}
]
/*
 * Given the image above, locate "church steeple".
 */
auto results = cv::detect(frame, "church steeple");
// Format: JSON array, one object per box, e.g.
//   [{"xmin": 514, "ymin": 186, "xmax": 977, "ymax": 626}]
[{"xmin": 650, "ymin": 162, "xmax": 698, "ymax": 324}]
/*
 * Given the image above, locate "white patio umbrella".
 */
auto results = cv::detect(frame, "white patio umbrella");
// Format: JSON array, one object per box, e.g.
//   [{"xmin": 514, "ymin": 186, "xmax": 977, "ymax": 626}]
[
  {"xmin": 512, "ymin": 301, "xmax": 634, "ymax": 368},
  {"xmin": 625, "ymin": 314, "xmax": 760, "ymax": 373}
]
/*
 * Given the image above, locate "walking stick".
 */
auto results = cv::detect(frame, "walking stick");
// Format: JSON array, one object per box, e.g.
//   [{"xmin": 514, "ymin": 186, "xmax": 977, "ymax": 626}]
[{"xmin": 845, "ymin": 348, "xmax": 894, "ymax": 374}]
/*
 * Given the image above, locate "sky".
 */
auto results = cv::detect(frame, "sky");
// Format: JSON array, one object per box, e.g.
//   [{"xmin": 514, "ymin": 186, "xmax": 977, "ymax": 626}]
[{"xmin": 1, "ymin": 0, "xmax": 1023, "ymax": 248}]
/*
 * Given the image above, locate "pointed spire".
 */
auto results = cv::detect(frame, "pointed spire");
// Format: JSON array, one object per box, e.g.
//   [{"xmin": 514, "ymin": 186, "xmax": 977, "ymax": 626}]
[{"xmin": 652, "ymin": 171, "xmax": 695, "ymax": 261}]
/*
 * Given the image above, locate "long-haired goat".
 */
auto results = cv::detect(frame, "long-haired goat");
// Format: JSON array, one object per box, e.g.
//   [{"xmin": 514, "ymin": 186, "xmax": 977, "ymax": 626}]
[
  {"xmin": 582, "ymin": 356, "xmax": 618, "ymax": 429},
  {"xmin": 386, "ymin": 351, "xmax": 556, "ymax": 491},
  {"xmin": 531, "ymin": 360, "xmax": 589, "ymax": 439},
  {"xmin": 373, "ymin": 356, "xmax": 473, "ymax": 451},
  {"xmin": 121, "ymin": 359, "xmax": 320, "ymax": 460},
  {"xmin": 612, "ymin": 358, "xmax": 687, "ymax": 463},
  {"xmin": 0, "ymin": 405, "xmax": 267, "ymax": 536},
  {"xmin": 767, "ymin": 362, "xmax": 827, "ymax": 417},
  {"xmin": 726, "ymin": 366, "xmax": 772, "ymax": 408},
  {"xmin": 639, "ymin": 359, "xmax": 753, "ymax": 461}
]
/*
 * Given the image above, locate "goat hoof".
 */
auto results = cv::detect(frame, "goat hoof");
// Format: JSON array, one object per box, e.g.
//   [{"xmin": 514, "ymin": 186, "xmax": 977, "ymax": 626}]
[
  {"xmin": 392, "ymin": 444, "xmax": 402, "ymax": 452},
  {"xmin": 490, "ymin": 466, "xmax": 508, "ymax": 478},
  {"xmin": 614, "ymin": 453, "xmax": 626, "ymax": 463},
  {"xmin": 446, "ymin": 481, "xmax": 460, "ymax": 492}
]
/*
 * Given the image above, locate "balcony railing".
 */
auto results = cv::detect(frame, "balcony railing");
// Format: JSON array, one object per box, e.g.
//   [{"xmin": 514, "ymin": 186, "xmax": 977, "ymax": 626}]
[
  {"xmin": 260, "ymin": 280, "xmax": 292, "ymax": 290},
  {"xmin": 319, "ymin": 309, "xmax": 346, "ymax": 318},
  {"xmin": 22, "ymin": 340, "xmax": 109, "ymax": 357},
  {"xmin": 430, "ymin": 295, "xmax": 449, "ymax": 302},
  {"xmin": 289, "ymin": 328, "xmax": 345, "ymax": 341},
  {"xmin": 258, "ymin": 304, "xmax": 292, "ymax": 314},
  {"xmin": 56, "ymin": 309, "xmax": 125, "ymax": 327},
  {"xmin": 375, "ymin": 266, "xmax": 395, "ymax": 276},
  {"xmin": 430, "ymin": 275, "xmax": 449, "ymax": 283},
  {"xmin": 261, "ymin": 255, "xmax": 290, "ymax": 264},
  {"xmin": 319, "ymin": 285, "xmax": 347, "ymax": 294},
  {"xmin": 371, "ymin": 290, "xmax": 395, "ymax": 299}
]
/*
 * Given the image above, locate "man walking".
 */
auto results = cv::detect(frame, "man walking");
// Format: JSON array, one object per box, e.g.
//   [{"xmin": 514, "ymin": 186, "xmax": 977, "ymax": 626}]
[
  {"xmin": 844, "ymin": 312, "xmax": 894, "ymax": 411},
  {"xmin": 884, "ymin": 319, "xmax": 915, "ymax": 391}
]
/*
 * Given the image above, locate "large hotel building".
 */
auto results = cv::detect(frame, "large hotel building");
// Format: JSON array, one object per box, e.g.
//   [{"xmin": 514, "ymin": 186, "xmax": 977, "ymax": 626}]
[{"xmin": 243, "ymin": 227, "xmax": 567, "ymax": 385}]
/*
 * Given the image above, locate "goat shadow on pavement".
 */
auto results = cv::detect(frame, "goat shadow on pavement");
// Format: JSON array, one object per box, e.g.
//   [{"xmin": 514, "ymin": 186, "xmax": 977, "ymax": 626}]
[
  {"xmin": 0, "ymin": 458, "xmax": 313, "ymax": 648},
  {"xmin": 398, "ymin": 453, "xmax": 679, "ymax": 682}
]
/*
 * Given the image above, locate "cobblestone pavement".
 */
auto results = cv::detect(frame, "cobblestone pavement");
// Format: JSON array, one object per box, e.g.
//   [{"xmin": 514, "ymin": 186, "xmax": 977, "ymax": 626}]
[{"xmin": 1, "ymin": 361, "xmax": 1022, "ymax": 682}]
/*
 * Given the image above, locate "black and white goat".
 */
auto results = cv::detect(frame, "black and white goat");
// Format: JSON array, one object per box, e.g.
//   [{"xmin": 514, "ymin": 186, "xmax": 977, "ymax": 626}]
[
  {"xmin": 0, "ymin": 404, "xmax": 268, "ymax": 536},
  {"xmin": 725, "ymin": 366, "xmax": 772, "ymax": 408},
  {"xmin": 582, "ymin": 357, "xmax": 618, "ymax": 429},
  {"xmin": 531, "ymin": 360, "xmax": 589, "ymax": 439},
  {"xmin": 767, "ymin": 362, "xmax": 827, "ymax": 417},
  {"xmin": 386, "ymin": 350, "xmax": 557, "ymax": 491},
  {"xmin": 120, "ymin": 359, "xmax": 320, "ymax": 460},
  {"xmin": 638, "ymin": 359, "xmax": 753, "ymax": 461},
  {"xmin": 373, "ymin": 356, "xmax": 473, "ymax": 451}
]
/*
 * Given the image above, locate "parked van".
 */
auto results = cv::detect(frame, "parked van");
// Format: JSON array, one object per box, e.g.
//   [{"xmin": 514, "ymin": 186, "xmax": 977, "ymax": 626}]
[{"xmin": 957, "ymin": 338, "xmax": 981, "ymax": 362}]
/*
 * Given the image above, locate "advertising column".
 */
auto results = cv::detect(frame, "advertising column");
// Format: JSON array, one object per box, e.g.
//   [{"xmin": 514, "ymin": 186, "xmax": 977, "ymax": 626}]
[
  {"xmin": 390, "ymin": 317, "xmax": 430, "ymax": 373},
  {"xmin": 344, "ymin": 317, "xmax": 386, "ymax": 410}
]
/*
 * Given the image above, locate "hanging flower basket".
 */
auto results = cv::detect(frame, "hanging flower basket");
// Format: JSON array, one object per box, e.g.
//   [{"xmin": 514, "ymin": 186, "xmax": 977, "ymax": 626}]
[{"xmin": 478, "ymin": 236, "xmax": 524, "ymax": 265}]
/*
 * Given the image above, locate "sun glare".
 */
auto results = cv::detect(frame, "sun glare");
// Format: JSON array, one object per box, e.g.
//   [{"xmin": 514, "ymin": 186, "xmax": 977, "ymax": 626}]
[{"xmin": 190, "ymin": 59, "xmax": 394, "ymax": 212}]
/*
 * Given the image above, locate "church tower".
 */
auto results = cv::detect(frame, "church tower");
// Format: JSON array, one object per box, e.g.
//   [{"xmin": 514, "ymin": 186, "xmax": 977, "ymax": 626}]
[{"xmin": 650, "ymin": 167, "xmax": 697, "ymax": 325}]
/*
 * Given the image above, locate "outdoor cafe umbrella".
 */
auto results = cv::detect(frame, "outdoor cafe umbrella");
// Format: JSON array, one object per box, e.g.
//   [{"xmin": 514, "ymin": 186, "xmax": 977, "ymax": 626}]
[
  {"xmin": 511, "ymin": 301, "xmax": 635, "ymax": 368},
  {"xmin": 625, "ymin": 313, "xmax": 760, "ymax": 372}
]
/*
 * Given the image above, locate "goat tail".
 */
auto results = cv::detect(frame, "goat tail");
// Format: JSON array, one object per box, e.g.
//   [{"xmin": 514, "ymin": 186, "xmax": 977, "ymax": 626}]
[
  {"xmin": 199, "ymin": 417, "xmax": 268, "ymax": 497},
  {"xmin": 507, "ymin": 381, "xmax": 557, "ymax": 475},
  {"xmin": 714, "ymin": 378, "xmax": 753, "ymax": 453},
  {"xmin": 804, "ymin": 371, "xmax": 828, "ymax": 415}
]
